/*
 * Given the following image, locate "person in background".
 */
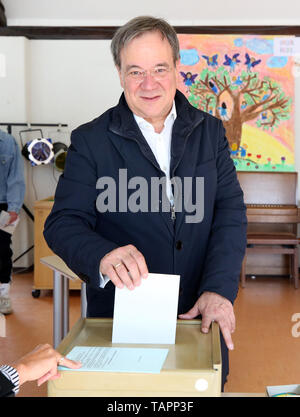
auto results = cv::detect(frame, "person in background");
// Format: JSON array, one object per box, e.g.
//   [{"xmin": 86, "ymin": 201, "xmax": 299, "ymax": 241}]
[
  {"xmin": 0, "ymin": 129, "xmax": 25, "ymax": 314},
  {"xmin": 0, "ymin": 343, "xmax": 82, "ymax": 397}
]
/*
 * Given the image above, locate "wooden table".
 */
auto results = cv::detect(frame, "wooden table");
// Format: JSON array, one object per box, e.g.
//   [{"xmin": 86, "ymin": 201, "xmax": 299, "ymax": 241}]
[{"xmin": 40, "ymin": 255, "xmax": 87, "ymax": 348}]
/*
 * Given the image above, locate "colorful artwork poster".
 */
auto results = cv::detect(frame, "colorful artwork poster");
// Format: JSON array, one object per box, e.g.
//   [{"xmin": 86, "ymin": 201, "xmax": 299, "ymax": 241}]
[{"xmin": 177, "ymin": 35, "xmax": 295, "ymax": 172}]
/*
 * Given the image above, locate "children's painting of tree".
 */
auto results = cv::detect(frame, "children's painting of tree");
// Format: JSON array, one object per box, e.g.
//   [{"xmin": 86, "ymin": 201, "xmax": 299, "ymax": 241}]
[{"xmin": 177, "ymin": 34, "xmax": 295, "ymax": 171}]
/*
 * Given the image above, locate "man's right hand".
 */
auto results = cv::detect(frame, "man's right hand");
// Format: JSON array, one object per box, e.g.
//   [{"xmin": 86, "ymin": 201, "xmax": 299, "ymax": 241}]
[{"xmin": 99, "ymin": 244, "xmax": 148, "ymax": 290}]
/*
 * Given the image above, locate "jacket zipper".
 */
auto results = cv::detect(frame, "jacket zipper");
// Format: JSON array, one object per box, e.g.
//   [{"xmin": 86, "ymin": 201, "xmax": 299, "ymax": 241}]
[
  {"xmin": 111, "ymin": 116, "xmax": 204, "ymax": 223},
  {"xmin": 171, "ymin": 204, "xmax": 176, "ymax": 222}
]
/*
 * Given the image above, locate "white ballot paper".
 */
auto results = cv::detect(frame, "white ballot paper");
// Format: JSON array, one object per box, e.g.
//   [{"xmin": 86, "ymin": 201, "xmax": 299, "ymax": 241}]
[
  {"xmin": 59, "ymin": 346, "xmax": 169, "ymax": 373},
  {"xmin": 112, "ymin": 273, "xmax": 180, "ymax": 344},
  {"xmin": 0, "ymin": 211, "xmax": 19, "ymax": 235}
]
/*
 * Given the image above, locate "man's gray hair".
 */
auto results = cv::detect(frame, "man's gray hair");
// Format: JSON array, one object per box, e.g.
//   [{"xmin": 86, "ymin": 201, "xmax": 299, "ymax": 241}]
[{"xmin": 111, "ymin": 16, "xmax": 180, "ymax": 68}]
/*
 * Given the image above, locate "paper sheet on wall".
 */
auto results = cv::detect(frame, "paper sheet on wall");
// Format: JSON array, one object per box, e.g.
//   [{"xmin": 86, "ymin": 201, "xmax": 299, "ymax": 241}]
[{"xmin": 112, "ymin": 273, "xmax": 180, "ymax": 344}]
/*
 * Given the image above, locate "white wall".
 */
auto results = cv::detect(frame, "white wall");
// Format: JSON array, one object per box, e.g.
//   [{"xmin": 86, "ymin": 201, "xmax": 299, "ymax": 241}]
[
  {"xmin": 29, "ymin": 40, "xmax": 122, "ymax": 131},
  {"xmin": 4, "ymin": 0, "xmax": 300, "ymax": 26},
  {"xmin": 0, "ymin": 37, "xmax": 28, "ymax": 122}
]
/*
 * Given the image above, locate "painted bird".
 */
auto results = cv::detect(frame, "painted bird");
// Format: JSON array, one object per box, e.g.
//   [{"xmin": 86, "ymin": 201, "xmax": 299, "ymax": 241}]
[
  {"xmin": 223, "ymin": 53, "xmax": 241, "ymax": 72},
  {"xmin": 202, "ymin": 54, "xmax": 219, "ymax": 68},
  {"xmin": 245, "ymin": 53, "xmax": 261, "ymax": 71}
]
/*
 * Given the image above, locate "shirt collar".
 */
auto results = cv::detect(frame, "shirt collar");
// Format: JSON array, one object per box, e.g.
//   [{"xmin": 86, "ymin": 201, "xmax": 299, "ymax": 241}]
[{"xmin": 133, "ymin": 101, "xmax": 177, "ymax": 131}]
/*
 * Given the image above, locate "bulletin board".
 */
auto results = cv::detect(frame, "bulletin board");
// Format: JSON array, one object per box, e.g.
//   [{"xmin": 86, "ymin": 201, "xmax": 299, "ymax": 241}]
[{"xmin": 177, "ymin": 34, "xmax": 295, "ymax": 172}]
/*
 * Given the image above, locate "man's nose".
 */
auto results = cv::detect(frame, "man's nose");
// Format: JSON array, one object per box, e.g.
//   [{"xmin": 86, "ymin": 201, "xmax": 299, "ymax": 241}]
[{"xmin": 140, "ymin": 72, "xmax": 158, "ymax": 88}]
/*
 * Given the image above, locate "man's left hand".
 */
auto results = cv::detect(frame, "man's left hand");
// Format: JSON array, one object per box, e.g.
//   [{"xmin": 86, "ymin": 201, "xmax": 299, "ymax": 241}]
[
  {"xmin": 7, "ymin": 211, "xmax": 18, "ymax": 225},
  {"xmin": 178, "ymin": 291, "xmax": 235, "ymax": 350}
]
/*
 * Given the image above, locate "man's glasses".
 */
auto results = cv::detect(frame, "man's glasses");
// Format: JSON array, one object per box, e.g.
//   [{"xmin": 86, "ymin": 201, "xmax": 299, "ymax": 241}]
[{"xmin": 125, "ymin": 66, "xmax": 172, "ymax": 82}]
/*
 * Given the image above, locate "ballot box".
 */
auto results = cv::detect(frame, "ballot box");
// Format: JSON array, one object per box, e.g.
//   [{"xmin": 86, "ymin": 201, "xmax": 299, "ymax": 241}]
[{"xmin": 48, "ymin": 318, "xmax": 222, "ymax": 397}]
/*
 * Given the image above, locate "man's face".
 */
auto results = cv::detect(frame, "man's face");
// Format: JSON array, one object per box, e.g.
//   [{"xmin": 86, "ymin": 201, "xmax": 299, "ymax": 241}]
[{"xmin": 117, "ymin": 31, "xmax": 178, "ymax": 129}]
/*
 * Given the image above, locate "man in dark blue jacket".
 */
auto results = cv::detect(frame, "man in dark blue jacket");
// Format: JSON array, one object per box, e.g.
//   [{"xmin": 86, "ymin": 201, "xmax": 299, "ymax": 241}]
[{"xmin": 44, "ymin": 16, "xmax": 247, "ymax": 389}]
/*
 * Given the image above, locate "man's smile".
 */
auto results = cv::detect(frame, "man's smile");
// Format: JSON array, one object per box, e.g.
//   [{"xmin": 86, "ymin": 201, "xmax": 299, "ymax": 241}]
[{"xmin": 140, "ymin": 95, "xmax": 161, "ymax": 101}]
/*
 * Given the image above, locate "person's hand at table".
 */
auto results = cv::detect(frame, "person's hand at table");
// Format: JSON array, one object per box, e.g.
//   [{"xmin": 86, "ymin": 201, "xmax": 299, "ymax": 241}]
[
  {"xmin": 178, "ymin": 291, "xmax": 235, "ymax": 350},
  {"xmin": 10, "ymin": 343, "xmax": 82, "ymax": 387},
  {"xmin": 100, "ymin": 244, "xmax": 148, "ymax": 290}
]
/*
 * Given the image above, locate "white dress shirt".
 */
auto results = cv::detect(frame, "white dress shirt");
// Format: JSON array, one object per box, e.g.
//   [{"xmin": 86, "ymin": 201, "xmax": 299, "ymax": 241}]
[
  {"xmin": 99, "ymin": 101, "xmax": 177, "ymax": 288},
  {"xmin": 133, "ymin": 101, "xmax": 177, "ymax": 205}
]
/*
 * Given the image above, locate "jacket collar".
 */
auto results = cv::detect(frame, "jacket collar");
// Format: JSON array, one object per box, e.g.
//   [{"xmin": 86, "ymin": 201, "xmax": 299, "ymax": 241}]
[
  {"xmin": 107, "ymin": 90, "xmax": 205, "ymax": 236},
  {"xmin": 133, "ymin": 100, "xmax": 177, "ymax": 131},
  {"xmin": 108, "ymin": 89, "xmax": 204, "ymax": 142}
]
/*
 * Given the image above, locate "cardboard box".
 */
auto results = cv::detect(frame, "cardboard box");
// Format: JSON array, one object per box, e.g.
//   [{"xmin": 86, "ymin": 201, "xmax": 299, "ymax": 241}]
[{"xmin": 48, "ymin": 318, "xmax": 222, "ymax": 397}]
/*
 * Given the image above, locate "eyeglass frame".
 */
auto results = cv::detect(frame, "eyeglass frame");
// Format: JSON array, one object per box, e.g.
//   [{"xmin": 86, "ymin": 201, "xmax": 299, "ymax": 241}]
[{"xmin": 123, "ymin": 64, "xmax": 174, "ymax": 83}]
